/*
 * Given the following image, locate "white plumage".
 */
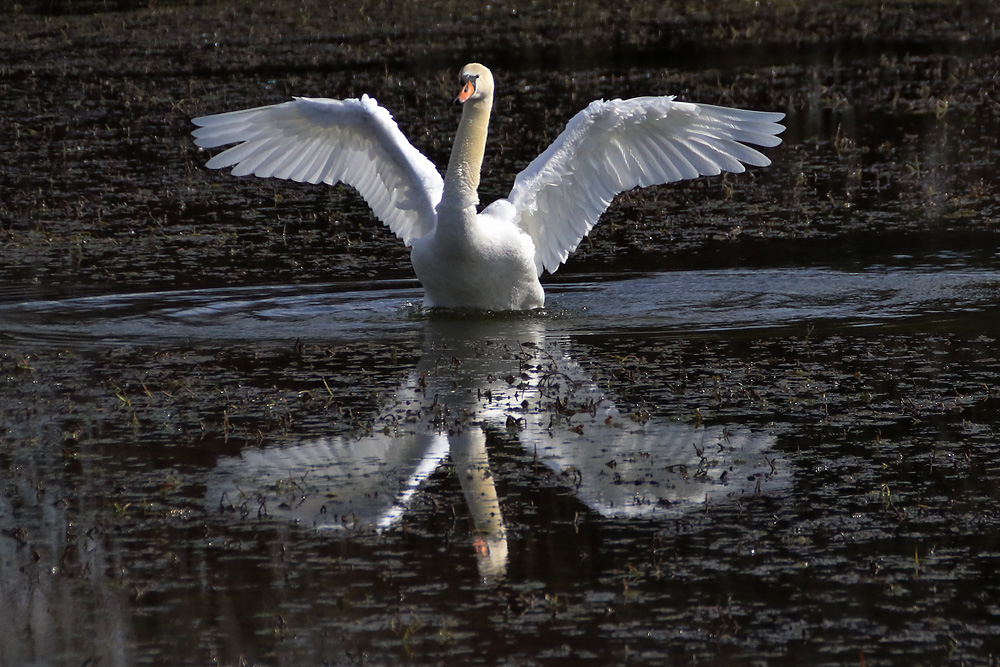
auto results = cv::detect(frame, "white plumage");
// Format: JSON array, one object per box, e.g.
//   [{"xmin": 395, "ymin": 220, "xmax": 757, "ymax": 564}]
[{"xmin": 192, "ymin": 64, "xmax": 784, "ymax": 310}]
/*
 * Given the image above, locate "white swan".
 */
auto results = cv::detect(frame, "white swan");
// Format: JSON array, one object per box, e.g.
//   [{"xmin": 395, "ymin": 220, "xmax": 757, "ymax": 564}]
[{"xmin": 192, "ymin": 64, "xmax": 785, "ymax": 311}]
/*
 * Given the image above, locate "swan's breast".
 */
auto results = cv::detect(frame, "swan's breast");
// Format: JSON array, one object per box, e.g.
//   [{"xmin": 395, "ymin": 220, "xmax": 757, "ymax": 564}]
[{"xmin": 410, "ymin": 204, "xmax": 543, "ymax": 310}]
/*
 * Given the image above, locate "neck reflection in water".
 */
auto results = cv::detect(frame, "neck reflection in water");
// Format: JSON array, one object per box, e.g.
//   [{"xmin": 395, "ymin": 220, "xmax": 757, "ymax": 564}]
[{"xmin": 207, "ymin": 314, "xmax": 787, "ymax": 583}]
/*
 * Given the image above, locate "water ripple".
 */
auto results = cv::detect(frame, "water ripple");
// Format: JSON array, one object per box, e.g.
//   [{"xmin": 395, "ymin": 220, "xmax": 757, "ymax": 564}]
[{"xmin": 1, "ymin": 267, "xmax": 997, "ymax": 347}]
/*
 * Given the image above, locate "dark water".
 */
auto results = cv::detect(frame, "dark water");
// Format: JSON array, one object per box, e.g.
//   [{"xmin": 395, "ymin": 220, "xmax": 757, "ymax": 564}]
[{"xmin": 2, "ymin": 2, "xmax": 1000, "ymax": 665}]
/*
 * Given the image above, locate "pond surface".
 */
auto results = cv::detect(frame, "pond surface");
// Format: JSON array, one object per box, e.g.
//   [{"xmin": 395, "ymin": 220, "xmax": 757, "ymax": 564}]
[{"xmin": 2, "ymin": 1, "xmax": 1000, "ymax": 665}]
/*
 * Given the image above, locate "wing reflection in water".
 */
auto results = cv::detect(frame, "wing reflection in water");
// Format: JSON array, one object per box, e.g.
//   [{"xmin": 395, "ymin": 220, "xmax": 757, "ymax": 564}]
[{"xmin": 207, "ymin": 315, "xmax": 788, "ymax": 582}]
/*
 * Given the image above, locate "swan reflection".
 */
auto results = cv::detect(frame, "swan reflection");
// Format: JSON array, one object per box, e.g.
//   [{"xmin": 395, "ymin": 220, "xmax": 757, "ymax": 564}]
[{"xmin": 208, "ymin": 315, "xmax": 787, "ymax": 581}]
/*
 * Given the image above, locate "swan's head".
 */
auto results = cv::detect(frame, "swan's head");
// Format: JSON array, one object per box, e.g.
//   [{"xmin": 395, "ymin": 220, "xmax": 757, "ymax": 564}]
[{"xmin": 455, "ymin": 63, "xmax": 494, "ymax": 105}]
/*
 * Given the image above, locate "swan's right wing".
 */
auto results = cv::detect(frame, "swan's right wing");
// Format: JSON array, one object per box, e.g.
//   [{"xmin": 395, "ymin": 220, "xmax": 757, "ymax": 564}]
[
  {"xmin": 192, "ymin": 95, "xmax": 443, "ymax": 246},
  {"xmin": 507, "ymin": 97, "xmax": 785, "ymax": 275}
]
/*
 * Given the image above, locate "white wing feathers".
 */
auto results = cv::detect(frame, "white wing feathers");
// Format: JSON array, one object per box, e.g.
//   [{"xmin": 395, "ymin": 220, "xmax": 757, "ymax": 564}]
[
  {"xmin": 191, "ymin": 95, "xmax": 443, "ymax": 246},
  {"xmin": 508, "ymin": 97, "xmax": 786, "ymax": 276}
]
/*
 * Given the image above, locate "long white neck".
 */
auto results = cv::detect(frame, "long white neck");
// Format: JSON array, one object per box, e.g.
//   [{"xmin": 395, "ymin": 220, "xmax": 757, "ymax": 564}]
[{"xmin": 441, "ymin": 96, "xmax": 492, "ymax": 209}]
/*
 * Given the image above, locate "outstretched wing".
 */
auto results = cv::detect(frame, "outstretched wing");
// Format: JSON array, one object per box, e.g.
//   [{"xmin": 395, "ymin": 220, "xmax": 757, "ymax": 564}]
[
  {"xmin": 507, "ymin": 97, "xmax": 785, "ymax": 275},
  {"xmin": 192, "ymin": 95, "xmax": 444, "ymax": 246}
]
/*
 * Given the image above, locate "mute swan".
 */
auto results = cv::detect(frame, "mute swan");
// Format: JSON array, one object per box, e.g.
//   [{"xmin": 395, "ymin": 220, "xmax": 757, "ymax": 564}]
[{"xmin": 192, "ymin": 64, "xmax": 785, "ymax": 311}]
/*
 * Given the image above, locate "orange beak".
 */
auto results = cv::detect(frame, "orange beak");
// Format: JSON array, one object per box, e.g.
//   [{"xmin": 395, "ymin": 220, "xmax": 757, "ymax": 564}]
[{"xmin": 456, "ymin": 79, "xmax": 476, "ymax": 104}]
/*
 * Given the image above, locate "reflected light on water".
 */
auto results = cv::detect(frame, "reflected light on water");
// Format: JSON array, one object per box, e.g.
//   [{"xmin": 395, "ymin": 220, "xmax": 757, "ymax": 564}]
[{"xmin": 205, "ymin": 315, "xmax": 787, "ymax": 582}]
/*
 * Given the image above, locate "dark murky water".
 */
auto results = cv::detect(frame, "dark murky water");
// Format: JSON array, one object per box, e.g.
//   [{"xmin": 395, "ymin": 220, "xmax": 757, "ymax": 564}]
[{"xmin": 3, "ymin": 2, "xmax": 1000, "ymax": 665}]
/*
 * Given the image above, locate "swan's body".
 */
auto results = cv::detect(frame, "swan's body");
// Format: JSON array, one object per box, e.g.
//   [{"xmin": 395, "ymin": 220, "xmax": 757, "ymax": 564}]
[{"xmin": 192, "ymin": 64, "xmax": 785, "ymax": 310}]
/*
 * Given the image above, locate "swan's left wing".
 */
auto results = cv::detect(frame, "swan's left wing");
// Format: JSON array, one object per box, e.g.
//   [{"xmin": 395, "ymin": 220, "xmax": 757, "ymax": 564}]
[
  {"xmin": 507, "ymin": 97, "xmax": 785, "ymax": 275},
  {"xmin": 192, "ymin": 95, "xmax": 443, "ymax": 246}
]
